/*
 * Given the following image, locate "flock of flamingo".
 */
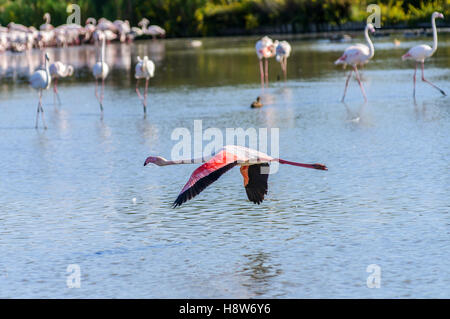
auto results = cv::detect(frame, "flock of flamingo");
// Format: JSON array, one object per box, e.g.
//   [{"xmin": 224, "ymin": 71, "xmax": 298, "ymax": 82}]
[
  {"xmin": 2, "ymin": 14, "xmax": 165, "ymax": 53},
  {"xmin": 20, "ymin": 11, "xmax": 448, "ymax": 206}
]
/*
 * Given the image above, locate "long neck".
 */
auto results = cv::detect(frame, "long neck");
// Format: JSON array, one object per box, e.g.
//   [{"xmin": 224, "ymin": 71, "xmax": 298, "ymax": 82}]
[
  {"xmin": 163, "ymin": 156, "xmax": 210, "ymax": 166},
  {"xmin": 431, "ymin": 16, "xmax": 438, "ymax": 55},
  {"xmin": 44, "ymin": 57, "xmax": 50, "ymax": 86},
  {"xmin": 364, "ymin": 26, "xmax": 374, "ymax": 59}
]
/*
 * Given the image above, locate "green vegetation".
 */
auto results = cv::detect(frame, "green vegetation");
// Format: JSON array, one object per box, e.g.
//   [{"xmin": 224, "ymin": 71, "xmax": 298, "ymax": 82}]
[{"xmin": 0, "ymin": 0, "xmax": 448, "ymax": 36}]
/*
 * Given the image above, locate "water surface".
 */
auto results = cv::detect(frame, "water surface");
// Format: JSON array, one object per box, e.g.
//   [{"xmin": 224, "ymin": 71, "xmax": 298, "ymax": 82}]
[{"xmin": 0, "ymin": 33, "xmax": 449, "ymax": 298}]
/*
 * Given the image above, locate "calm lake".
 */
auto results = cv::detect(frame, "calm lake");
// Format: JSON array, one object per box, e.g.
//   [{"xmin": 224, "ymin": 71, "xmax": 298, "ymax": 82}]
[{"xmin": 0, "ymin": 33, "xmax": 449, "ymax": 298}]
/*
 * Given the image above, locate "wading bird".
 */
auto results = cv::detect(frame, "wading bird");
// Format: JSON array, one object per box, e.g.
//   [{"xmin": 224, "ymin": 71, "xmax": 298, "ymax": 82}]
[
  {"xmin": 276, "ymin": 41, "xmax": 291, "ymax": 81},
  {"xmin": 144, "ymin": 145, "xmax": 327, "ymax": 207},
  {"xmin": 135, "ymin": 56, "xmax": 155, "ymax": 115},
  {"xmin": 49, "ymin": 61, "xmax": 74, "ymax": 106},
  {"xmin": 401, "ymin": 12, "xmax": 446, "ymax": 97},
  {"xmin": 30, "ymin": 52, "xmax": 51, "ymax": 129},
  {"xmin": 335, "ymin": 23, "xmax": 375, "ymax": 102},
  {"xmin": 255, "ymin": 36, "xmax": 278, "ymax": 87},
  {"xmin": 92, "ymin": 33, "xmax": 109, "ymax": 112}
]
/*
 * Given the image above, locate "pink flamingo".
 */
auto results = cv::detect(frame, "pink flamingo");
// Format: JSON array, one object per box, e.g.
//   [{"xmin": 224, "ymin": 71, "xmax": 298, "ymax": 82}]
[
  {"xmin": 49, "ymin": 61, "xmax": 74, "ymax": 106},
  {"xmin": 335, "ymin": 24, "xmax": 375, "ymax": 102},
  {"xmin": 402, "ymin": 12, "xmax": 446, "ymax": 97},
  {"xmin": 144, "ymin": 145, "xmax": 327, "ymax": 207},
  {"xmin": 255, "ymin": 36, "xmax": 278, "ymax": 87},
  {"xmin": 135, "ymin": 56, "xmax": 155, "ymax": 115}
]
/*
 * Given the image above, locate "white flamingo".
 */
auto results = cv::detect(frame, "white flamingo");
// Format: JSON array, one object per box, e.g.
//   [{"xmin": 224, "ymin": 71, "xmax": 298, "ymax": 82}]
[
  {"xmin": 276, "ymin": 41, "xmax": 291, "ymax": 81},
  {"xmin": 40, "ymin": 13, "xmax": 54, "ymax": 31},
  {"xmin": 49, "ymin": 61, "xmax": 74, "ymax": 105},
  {"xmin": 335, "ymin": 23, "xmax": 375, "ymax": 102},
  {"xmin": 30, "ymin": 53, "xmax": 51, "ymax": 129},
  {"xmin": 92, "ymin": 34, "xmax": 109, "ymax": 112},
  {"xmin": 255, "ymin": 36, "xmax": 278, "ymax": 87},
  {"xmin": 135, "ymin": 56, "xmax": 155, "ymax": 115},
  {"xmin": 402, "ymin": 12, "xmax": 446, "ymax": 97}
]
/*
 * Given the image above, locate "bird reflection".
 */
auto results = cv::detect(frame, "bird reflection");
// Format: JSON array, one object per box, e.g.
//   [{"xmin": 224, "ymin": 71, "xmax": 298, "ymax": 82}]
[
  {"xmin": 342, "ymin": 101, "xmax": 369, "ymax": 126},
  {"xmin": 240, "ymin": 252, "xmax": 282, "ymax": 296}
]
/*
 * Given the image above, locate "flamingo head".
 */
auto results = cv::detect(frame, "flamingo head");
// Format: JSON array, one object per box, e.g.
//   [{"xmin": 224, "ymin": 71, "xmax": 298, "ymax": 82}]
[
  {"xmin": 367, "ymin": 23, "xmax": 375, "ymax": 33},
  {"xmin": 144, "ymin": 156, "xmax": 167, "ymax": 166},
  {"xmin": 432, "ymin": 12, "xmax": 444, "ymax": 19}
]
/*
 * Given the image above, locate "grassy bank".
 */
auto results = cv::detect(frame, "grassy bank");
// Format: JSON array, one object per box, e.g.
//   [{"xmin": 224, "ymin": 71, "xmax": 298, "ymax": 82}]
[{"xmin": 0, "ymin": 0, "xmax": 448, "ymax": 36}]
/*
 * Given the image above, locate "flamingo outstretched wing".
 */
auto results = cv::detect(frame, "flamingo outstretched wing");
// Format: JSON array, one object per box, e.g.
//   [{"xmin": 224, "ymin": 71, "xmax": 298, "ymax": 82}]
[
  {"xmin": 173, "ymin": 150, "xmax": 239, "ymax": 207},
  {"xmin": 240, "ymin": 163, "xmax": 270, "ymax": 204}
]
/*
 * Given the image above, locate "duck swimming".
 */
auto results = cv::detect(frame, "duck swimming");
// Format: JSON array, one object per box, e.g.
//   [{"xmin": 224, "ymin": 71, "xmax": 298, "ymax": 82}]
[{"xmin": 251, "ymin": 96, "xmax": 263, "ymax": 108}]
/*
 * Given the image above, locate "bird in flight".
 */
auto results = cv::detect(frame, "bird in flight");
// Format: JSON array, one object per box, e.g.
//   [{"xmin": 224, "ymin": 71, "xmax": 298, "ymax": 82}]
[{"xmin": 144, "ymin": 145, "xmax": 327, "ymax": 207}]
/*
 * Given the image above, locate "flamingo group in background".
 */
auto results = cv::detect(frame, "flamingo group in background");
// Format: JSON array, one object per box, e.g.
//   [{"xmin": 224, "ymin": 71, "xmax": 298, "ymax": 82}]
[
  {"xmin": 276, "ymin": 41, "xmax": 292, "ymax": 81},
  {"xmin": 402, "ymin": 12, "xmax": 446, "ymax": 97},
  {"xmin": 335, "ymin": 23, "xmax": 375, "ymax": 102},
  {"xmin": 135, "ymin": 56, "xmax": 155, "ymax": 115},
  {"xmin": 29, "ymin": 52, "xmax": 51, "ymax": 129},
  {"xmin": 49, "ymin": 61, "xmax": 74, "ymax": 106},
  {"xmin": 92, "ymin": 33, "xmax": 109, "ymax": 112},
  {"xmin": 144, "ymin": 145, "xmax": 327, "ymax": 207}
]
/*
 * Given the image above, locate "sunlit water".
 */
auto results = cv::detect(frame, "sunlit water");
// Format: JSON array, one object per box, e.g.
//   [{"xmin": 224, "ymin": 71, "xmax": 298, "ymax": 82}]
[{"xmin": 0, "ymin": 33, "xmax": 449, "ymax": 298}]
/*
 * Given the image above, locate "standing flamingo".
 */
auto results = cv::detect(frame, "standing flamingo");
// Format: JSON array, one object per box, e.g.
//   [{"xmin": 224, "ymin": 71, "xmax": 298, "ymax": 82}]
[
  {"xmin": 144, "ymin": 145, "xmax": 327, "ymax": 207},
  {"xmin": 335, "ymin": 23, "xmax": 375, "ymax": 102},
  {"xmin": 402, "ymin": 12, "xmax": 446, "ymax": 97},
  {"xmin": 255, "ymin": 36, "xmax": 278, "ymax": 87},
  {"xmin": 135, "ymin": 56, "xmax": 155, "ymax": 115},
  {"xmin": 30, "ymin": 52, "xmax": 51, "ymax": 129},
  {"xmin": 276, "ymin": 41, "xmax": 292, "ymax": 81},
  {"xmin": 92, "ymin": 33, "xmax": 109, "ymax": 112},
  {"xmin": 49, "ymin": 61, "xmax": 74, "ymax": 106}
]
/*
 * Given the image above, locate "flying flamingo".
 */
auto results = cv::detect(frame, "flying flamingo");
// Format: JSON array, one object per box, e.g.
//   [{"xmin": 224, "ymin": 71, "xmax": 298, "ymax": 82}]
[
  {"xmin": 135, "ymin": 56, "xmax": 155, "ymax": 115},
  {"xmin": 49, "ymin": 61, "xmax": 74, "ymax": 106},
  {"xmin": 335, "ymin": 23, "xmax": 375, "ymax": 102},
  {"xmin": 401, "ymin": 12, "xmax": 446, "ymax": 97},
  {"xmin": 30, "ymin": 52, "xmax": 51, "ymax": 129},
  {"xmin": 144, "ymin": 145, "xmax": 327, "ymax": 207},
  {"xmin": 92, "ymin": 33, "xmax": 109, "ymax": 112},
  {"xmin": 276, "ymin": 41, "xmax": 291, "ymax": 81},
  {"xmin": 255, "ymin": 36, "xmax": 278, "ymax": 87}
]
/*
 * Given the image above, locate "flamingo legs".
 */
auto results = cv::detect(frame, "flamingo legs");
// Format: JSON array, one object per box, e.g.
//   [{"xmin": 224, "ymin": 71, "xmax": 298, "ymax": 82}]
[
  {"xmin": 53, "ymin": 77, "xmax": 61, "ymax": 107},
  {"xmin": 340, "ymin": 66, "xmax": 367, "ymax": 102},
  {"xmin": 264, "ymin": 58, "xmax": 269, "ymax": 86},
  {"xmin": 341, "ymin": 69, "xmax": 353, "ymax": 102},
  {"xmin": 135, "ymin": 78, "xmax": 149, "ymax": 115},
  {"xmin": 35, "ymin": 90, "xmax": 47, "ymax": 129},
  {"xmin": 413, "ymin": 62, "xmax": 417, "ymax": 98},
  {"xmin": 95, "ymin": 79, "xmax": 104, "ymax": 112},
  {"xmin": 353, "ymin": 66, "xmax": 367, "ymax": 101},
  {"xmin": 259, "ymin": 59, "xmax": 264, "ymax": 87},
  {"xmin": 420, "ymin": 61, "xmax": 446, "ymax": 96},
  {"xmin": 281, "ymin": 57, "xmax": 287, "ymax": 81}
]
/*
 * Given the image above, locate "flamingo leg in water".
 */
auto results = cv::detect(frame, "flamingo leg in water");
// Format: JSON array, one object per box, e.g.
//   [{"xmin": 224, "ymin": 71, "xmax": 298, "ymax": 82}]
[
  {"xmin": 413, "ymin": 62, "xmax": 417, "ymax": 98},
  {"xmin": 53, "ymin": 78, "xmax": 61, "ymax": 107},
  {"xmin": 35, "ymin": 92, "xmax": 41, "ymax": 129},
  {"xmin": 135, "ymin": 79, "xmax": 143, "ymax": 102},
  {"xmin": 143, "ymin": 78, "xmax": 149, "ymax": 115},
  {"xmin": 259, "ymin": 59, "xmax": 264, "ymax": 88},
  {"xmin": 264, "ymin": 58, "xmax": 269, "ymax": 86},
  {"xmin": 353, "ymin": 66, "xmax": 367, "ymax": 101},
  {"xmin": 421, "ymin": 62, "xmax": 446, "ymax": 96},
  {"xmin": 283, "ymin": 58, "xmax": 287, "ymax": 81},
  {"xmin": 341, "ymin": 69, "xmax": 353, "ymax": 102}
]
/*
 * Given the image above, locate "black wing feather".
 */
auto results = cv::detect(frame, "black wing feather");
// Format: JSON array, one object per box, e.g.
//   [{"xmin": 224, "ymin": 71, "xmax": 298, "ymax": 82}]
[
  {"xmin": 173, "ymin": 162, "xmax": 237, "ymax": 207},
  {"xmin": 245, "ymin": 163, "xmax": 270, "ymax": 204}
]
